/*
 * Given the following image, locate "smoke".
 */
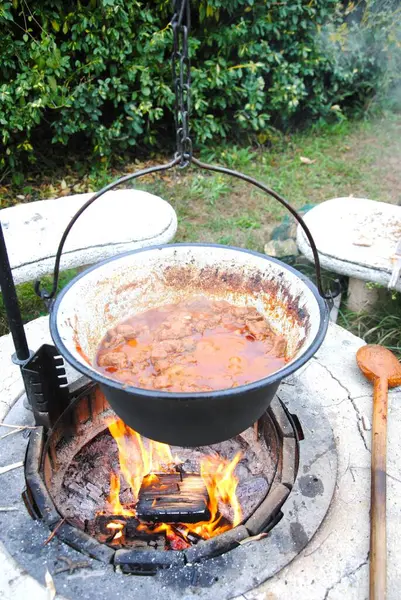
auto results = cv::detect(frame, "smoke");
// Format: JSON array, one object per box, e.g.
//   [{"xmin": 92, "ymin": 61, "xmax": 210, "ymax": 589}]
[{"xmin": 318, "ymin": 0, "xmax": 401, "ymax": 113}]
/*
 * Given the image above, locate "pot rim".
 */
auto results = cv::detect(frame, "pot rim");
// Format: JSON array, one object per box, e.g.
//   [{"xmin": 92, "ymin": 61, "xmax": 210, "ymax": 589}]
[{"xmin": 50, "ymin": 243, "xmax": 329, "ymax": 401}]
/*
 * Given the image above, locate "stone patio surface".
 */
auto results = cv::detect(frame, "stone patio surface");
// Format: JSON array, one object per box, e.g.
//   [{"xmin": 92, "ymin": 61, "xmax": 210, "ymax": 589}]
[{"xmin": 0, "ymin": 321, "xmax": 399, "ymax": 599}]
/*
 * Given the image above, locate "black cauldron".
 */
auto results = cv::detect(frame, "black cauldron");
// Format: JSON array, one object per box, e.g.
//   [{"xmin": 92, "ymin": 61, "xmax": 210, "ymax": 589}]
[{"xmin": 50, "ymin": 243, "xmax": 329, "ymax": 446}]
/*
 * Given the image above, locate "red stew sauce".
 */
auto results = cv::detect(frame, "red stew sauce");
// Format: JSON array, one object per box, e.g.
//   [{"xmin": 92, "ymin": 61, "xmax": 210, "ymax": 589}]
[{"xmin": 95, "ymin": 297, "xmax": 287, "ymax": 393}]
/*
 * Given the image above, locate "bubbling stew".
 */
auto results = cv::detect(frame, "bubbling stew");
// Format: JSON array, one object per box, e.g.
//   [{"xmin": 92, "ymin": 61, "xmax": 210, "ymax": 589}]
[{"xmin": 95, "ymin": 296, "xmax": 288, "ymax": 393}]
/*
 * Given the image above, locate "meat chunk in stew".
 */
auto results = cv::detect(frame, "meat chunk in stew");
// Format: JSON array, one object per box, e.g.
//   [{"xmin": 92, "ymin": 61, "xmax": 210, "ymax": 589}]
[
  {"xmin": 98, "ymin": 351, "xmax": 129, "ymax": 370},
  {"xmin": 95, "ymin": 296, "xmax": 289, "ymax": 392}
]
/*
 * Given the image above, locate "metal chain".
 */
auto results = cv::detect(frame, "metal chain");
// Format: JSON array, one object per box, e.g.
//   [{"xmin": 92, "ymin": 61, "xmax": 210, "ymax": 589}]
[
  {"xmin": 171, "ymin": 0, "xmax": 192, "ymax": 167},
  {"xmin": 33, "ymin": 0, "xmax": 339, "ymax": 305}
]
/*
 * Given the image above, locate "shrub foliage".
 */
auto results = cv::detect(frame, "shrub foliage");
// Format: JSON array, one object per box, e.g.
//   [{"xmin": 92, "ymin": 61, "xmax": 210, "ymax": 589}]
[{"xmin": 0, "ymin": 0, "xmax": 399, "ymax": 172}]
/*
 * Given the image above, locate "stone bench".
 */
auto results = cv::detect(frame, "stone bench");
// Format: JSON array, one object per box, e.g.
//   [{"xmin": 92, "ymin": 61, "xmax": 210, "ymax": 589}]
[
  {"xmin": 1, "ymin": 188, "xmax": 177, "ymax": 285},
  {"xmin": 0, "ymin": 188, "xmax": 177, "ymax": 410},
  {"xmin": 296, "ymin": 197, "xmax": 401, "ymax": 311}
]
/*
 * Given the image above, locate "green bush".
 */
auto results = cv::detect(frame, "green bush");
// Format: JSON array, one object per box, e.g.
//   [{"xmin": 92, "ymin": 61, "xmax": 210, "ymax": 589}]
[{"xmin": 0, "ymin": 0, "xmax": 400, "ymax": 175}]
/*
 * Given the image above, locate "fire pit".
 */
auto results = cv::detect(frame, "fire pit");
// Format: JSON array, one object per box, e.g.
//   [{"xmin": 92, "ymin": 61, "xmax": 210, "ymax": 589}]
[
  {"xmin": 0, "ymin": 363, "xmax": 338, "ymax": 599},
  {"xmin": 23, "ymin": 379, "xmax": 303, "ymax": 573}
]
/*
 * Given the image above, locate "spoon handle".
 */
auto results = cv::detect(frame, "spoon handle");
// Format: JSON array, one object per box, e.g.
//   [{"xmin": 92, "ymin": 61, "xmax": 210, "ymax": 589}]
[{"xmin": 370, "ymin": 376, "xmax": 388, "ymax": 600}]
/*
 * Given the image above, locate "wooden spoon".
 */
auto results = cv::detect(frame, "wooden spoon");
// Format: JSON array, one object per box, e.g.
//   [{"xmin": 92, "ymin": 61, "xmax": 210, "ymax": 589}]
[{"xmin": 356, "ymin": 345, "xmax": 401, "ymax": 600}]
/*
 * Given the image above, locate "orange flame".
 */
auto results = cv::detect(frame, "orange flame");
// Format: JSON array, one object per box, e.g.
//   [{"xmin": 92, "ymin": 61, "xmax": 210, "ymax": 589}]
[
  {"xmin": 103, "ymin": 418, "xmax": 242, "ymax": 545},
  {"xmin": 106, "ymin": 472, "xmax": 134, "ymax": 517},
  {"xmin": 107, "ymin": 419, "xmax": 174, "ymax": 504},
  {"xmin": 106, "ymin": 522, "xmax": 124, "ymax": 531}
]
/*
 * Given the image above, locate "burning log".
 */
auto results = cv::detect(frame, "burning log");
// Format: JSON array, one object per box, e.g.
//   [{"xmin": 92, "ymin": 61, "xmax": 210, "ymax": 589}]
[
  {"xmin": 136, "ymin": 473, "xmax": 210, "ymax": 524},
  {"xmin": 86, "ymin": 514, "xmax": 165, "ymax": 547}
]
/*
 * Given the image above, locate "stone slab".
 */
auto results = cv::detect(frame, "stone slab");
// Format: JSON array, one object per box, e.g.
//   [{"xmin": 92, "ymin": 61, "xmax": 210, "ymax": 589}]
[
  {"xmin": 296, "ymin": 197, "xmax": 401, "ymax": 289},
  {"xmin": 0, "ymin": 322, "xmax": 400, "ymax": 599},
  {"xmin": 1, "ymin": 189, "xmax": 177, "ymax": 285}
]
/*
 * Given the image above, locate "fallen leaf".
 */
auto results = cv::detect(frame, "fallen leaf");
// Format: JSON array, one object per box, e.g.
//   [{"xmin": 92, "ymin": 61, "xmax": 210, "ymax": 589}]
[
  {"xmin": 0, "ymin": 461, "xmax": 23, "ymax": 475},
  {"xmin": 238, "ymin": 532, "xmax": 268, "ymax": 545},
  {"xmin": 45, "ymin": 569, "xmax": 56, "ymax": 600},
  {"xmin": 300, "ymin": 156, "xmax": 316, "ymax": 165}
]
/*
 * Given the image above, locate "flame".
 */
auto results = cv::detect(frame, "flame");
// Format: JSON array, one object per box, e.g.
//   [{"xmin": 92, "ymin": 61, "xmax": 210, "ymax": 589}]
[
  {"xmin": 192, "ymin": 451, "xmax": 242, "ymax": 539},
  {"xmin": 103, "ymin": 418, "xmax": 242, "ymax": 546},
  {"xmin": 107, "ymin": 418, "xmax": 174, "ymax": 506},
  {"xmin": 106, "ymin": 522, "xmax": 124, "ymax": 531},
  {"xmin": 106, "ymin": 472, "xmax": 134, "ymax": 517}
]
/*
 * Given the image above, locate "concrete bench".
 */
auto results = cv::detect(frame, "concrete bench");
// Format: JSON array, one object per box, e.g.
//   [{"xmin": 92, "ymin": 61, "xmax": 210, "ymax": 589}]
[
  {"xmin": 0, "ymin": 188, "xmax": 177, "ymax": 409},
  {"xmin": 1, "ymin": 188, "xmax": 177, "ymax": 285},
  {"xmin": 296, "ymin": 197, "xmax": 401, "ymax": 311}
]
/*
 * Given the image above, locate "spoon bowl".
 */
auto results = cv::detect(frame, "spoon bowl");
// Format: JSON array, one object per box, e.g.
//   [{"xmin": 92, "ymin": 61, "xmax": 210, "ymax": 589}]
[{"xmin": 356, "ymin": 344, "xmax": 401, "ymax": 387}]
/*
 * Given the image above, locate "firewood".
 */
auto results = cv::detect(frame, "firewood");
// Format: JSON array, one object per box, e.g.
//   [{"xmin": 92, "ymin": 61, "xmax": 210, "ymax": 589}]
[{"xmin": 136, "ymin": 473, "xmax": 210, "ymax": 524}]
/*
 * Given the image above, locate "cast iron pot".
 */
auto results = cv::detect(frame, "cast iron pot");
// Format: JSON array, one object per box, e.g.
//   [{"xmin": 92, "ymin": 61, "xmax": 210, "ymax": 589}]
[{"xmin": 50, "ymin": 243, "xmax": 329, "ymax": 446}]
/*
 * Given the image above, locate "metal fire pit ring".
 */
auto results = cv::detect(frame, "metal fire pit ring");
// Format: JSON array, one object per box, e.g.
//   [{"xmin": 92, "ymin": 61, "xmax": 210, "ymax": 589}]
[{"xmin": 23, "ymin": 379, "xmax": 299, "ymax": 570}]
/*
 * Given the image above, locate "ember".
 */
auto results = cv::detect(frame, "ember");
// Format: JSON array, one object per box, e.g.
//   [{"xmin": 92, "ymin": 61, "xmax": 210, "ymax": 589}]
[{"xmin": 98, "ymin": 418, "xmax": 242, "ymax": 549}]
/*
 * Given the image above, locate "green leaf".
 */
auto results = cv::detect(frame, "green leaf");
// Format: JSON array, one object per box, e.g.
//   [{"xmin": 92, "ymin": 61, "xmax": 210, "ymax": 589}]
[
  {"xmin": 1, "ymin": 0, "xmax": 397, "ymax": 174},
  {"xmin": 48, "ymin": 76, "xmax": 57, "ymax": 92}
]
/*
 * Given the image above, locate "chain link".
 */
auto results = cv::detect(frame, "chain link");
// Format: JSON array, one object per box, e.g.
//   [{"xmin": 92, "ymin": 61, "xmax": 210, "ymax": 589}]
[{"xmin": 171, "ymin": 0, "xmax": 192, "ymax": 168}]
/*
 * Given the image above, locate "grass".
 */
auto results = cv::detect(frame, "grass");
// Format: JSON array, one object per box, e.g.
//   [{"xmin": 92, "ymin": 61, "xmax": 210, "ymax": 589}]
[
  {"xmin": 0, "ymin": 269, "xmax": 78, "ymax": 336},
  {"xmin": 139, "ymin": 114, "xmax": 401, "ymax": 249},
  {"xmin": 0, "ymin": 113, "xmax": 400, "ymax": 353},
  {"xmin": 338, "ymin": 291, "xmax": 401, "ymax": 359}
]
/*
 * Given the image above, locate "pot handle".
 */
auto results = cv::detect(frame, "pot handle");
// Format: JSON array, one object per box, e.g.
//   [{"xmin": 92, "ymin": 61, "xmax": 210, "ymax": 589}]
[{"xmin": 34, "ymin": 156, "xmax": 340, "ymax": 307}]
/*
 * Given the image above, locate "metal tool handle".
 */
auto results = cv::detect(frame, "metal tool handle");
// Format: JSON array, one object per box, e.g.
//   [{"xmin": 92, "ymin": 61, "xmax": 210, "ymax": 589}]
[
  {"xmin": 0, "ymin": 221, "xmax": 31, "ymax": 362},
  {"xmin": 34, "ymin": 157, "xmax": 340, "ymax": 305}
]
